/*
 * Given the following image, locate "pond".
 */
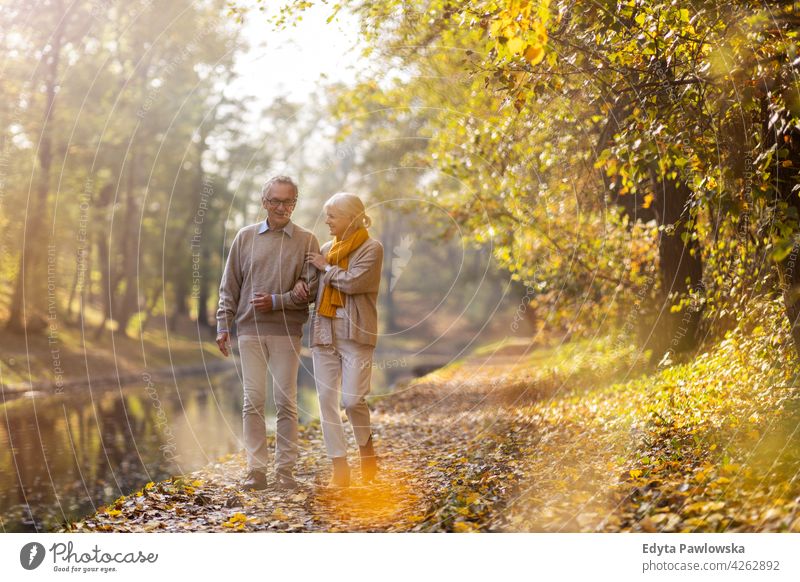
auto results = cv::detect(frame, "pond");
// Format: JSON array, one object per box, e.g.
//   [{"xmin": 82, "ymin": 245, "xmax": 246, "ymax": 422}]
[{"xmin": 0, "ymin": 354, "xmax": 415, "ymax": 532}]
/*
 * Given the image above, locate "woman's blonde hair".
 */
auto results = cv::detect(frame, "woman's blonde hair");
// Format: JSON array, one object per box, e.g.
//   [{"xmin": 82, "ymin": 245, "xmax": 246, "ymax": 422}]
[{"xmin": 323, "ymin": 192, "xmax": 372, "ymax": 228}]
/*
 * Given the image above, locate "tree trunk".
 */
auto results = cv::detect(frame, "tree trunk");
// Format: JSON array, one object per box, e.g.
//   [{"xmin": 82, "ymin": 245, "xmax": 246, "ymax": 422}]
[
  {"xmin": 94, "ymin": 185, "xmax": 115, "ymax": 339},
  {"xmin": 5, "ymin": 7, "xmax": 67, "ymax": 333},
  {"xmin": 772, "ymin": 112, "xmax": 800, "ymax": 357},
  {"xmin": 169, "ymin": 276, "xmax": 189, "ymax": 332},
  {"xmin": 380, "ymin": 211, "xmax": 398, "ymax": 333},
  {"xmin": 76, "ymin": 228, "xmax": 92, "ymax": 324},
  {"xmin": 197, "ymin": 243, "xmax": 212, "ymax": 330},
  {"xmin": 650, "ymin": 174, "xmax": 705, "ymax": 357},
  {"xmin": 66, "ymin": 251, "xmax": 80, "ymax": 322},
  {"xmin": 114, "ymin": 135, "xmax": 141, "ymax": 336},
  {"xmin": 94, "ymin": 234, "xmax": 112, "ymax": 340},
  {"xmin": 781, "ymin": 250, "xmax": 800, "ymax": 357}
]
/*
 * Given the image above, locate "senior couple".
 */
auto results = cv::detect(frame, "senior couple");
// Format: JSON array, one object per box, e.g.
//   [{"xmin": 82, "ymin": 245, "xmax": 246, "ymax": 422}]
[{"xmin": 215, "ymin": 175, "xmax": 383, "ymax": 491}]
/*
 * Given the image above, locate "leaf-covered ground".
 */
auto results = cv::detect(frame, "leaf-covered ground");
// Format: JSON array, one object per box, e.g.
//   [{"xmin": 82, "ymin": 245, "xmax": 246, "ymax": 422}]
[{"xmin": 65, "ymin": 299, "xmax": 800, "ymax": 532}]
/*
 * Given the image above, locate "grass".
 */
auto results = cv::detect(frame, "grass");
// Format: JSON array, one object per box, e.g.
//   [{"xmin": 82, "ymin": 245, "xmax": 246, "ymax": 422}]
[{"xmin": 0, "ymin": 315, "xmax": 222, "ymax": 389}]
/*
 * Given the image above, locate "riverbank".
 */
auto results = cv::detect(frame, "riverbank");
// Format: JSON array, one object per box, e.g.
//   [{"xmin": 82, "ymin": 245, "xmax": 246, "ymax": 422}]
[
  {"xmin": 0, "ymin": 323, "xmax": 225, "ymax": 396},
  {"xmin": 65, "ymin": 298, "xmax": 800, "ymax": 532}
]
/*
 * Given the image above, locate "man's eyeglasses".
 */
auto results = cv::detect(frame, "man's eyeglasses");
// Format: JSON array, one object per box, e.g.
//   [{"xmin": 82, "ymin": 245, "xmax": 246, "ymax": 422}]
[{"xmin": 265, "ymin": 198, "xmax": 297, "ymax": 209}]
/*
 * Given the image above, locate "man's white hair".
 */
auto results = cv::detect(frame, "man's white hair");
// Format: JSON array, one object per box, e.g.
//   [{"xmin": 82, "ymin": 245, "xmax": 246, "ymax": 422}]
[{"xmin": 261, "ymin": 175, "xmax": 298, "ymax": 198}]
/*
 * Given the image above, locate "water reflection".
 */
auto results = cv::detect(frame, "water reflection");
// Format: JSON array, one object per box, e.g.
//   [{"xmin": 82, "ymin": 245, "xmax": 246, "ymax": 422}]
[
  {"xmin": 0, "ymin": 368, "xmax": 242, "ymax": 532},
  {"xmin": 0, "ymin": 355, "xmax": 412, "ymax": 532}
]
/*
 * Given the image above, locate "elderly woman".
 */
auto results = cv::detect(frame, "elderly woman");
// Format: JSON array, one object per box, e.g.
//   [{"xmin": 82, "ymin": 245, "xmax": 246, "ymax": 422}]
[{"xmin": 303, "ymin": 192, "xmax": 383, "ymax": 487}]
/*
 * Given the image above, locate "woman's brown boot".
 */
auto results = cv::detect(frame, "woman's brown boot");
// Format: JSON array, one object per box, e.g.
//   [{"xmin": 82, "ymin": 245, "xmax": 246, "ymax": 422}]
[
  {"xmin": 359, "ymin": 435, "xmax": 378, "ymax": 483},
  {"xmin": 329, "ymin": 457, "xmax": 350, "ymax": 488}
]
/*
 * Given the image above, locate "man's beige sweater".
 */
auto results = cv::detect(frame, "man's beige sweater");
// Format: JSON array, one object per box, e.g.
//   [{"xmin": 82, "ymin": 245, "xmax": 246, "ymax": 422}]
[{"xmin": 216, "ymin": 220, "xmax": 320, "ymax": 337}]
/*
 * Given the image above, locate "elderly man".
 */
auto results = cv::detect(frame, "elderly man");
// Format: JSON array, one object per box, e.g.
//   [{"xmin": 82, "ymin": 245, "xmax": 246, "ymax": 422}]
[{"xmin": 216, "ymin": 176, "xmax": 320, "ymax": 491}]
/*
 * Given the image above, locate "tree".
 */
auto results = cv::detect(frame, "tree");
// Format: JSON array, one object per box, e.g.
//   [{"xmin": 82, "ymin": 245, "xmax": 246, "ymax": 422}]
[
  {"xmin": 275, "ymin": 0, "xmax": 800, "ymax": 356},
  {"xmin": 5, "ymin": 0, "xmax": 84, "ymax": 332}
]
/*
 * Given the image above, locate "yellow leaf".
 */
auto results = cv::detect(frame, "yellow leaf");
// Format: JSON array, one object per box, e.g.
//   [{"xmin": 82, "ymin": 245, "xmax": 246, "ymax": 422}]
[
  {"xmin": 225, "ymin": 512, "xmax": 248, "ymax": 525},
  {"xmin": 640, "ymin": 516, "xmax": 657, "ymax": 532},
  {"xmin": 683, "ymin": 502, "xmax": 706, "ymax": 514},
  {"xmin": 105, "ymin": 509, "xmax": 122, "ymax": 517},
  {"xmin": 650, "ymin": 513, "xmax": 669, "ymax": 524},
  {"xmin": 790, "ymin": 516, "xmax": 800, "ymax": 532},
  {"xmin": 507, "ymin": 36, "xmax": 525, "ymax": 54},
  {"xmin": 629, "ymin": 469, "xmax": 643, "ymax": 479},
  {"xmin": 270, "ymin": 509, "xmax": 288, "ymax": 521},
  {"xmin": 524, "ymin": 44, "xmax": 545, "ymax": 64},
  {"xmin": 642, "ymin": 193, "xmax": 654, "ymax": 209},
  {"xmin": 452, "ymin": 521, "xmax": 478, "ymax": 533}
]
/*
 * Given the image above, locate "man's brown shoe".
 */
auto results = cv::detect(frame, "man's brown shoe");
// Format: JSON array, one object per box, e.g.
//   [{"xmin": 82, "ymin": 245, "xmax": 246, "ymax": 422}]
[
  {"xmin": 275, "ymin": 469, "xmax": 298, "ymax": 491},
  {"xmin": 242, "ymin": 470, "xmax": 268, "ymax": 491}
]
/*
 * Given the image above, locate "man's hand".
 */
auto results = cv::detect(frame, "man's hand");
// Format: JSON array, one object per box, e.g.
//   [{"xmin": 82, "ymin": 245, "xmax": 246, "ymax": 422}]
[
  {"xmin": 307, "ymin": 251, "xmax": 328, "ymax": 271},
  {"xmin": 291, "ymin": 279, "xmax": 309, "ymax": 302},
  {"xmin": 251, "ymin": 292, "xmax": 274, "ymax": 313},
  {"xmin": 216, "ymin": 331, "xmax": 230, "ymax": 357}
]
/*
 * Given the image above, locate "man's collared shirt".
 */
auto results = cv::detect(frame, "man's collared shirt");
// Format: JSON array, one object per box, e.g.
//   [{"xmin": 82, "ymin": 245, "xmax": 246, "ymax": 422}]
[{"xmin": 258, "ymin": 219, "xmax": 294, "ymax": 237}]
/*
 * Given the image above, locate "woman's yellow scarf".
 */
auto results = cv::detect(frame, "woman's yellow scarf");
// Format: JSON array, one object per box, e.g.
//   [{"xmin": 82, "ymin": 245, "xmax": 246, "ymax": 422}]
[{"xmin": 318, "ymin": 227, "xmax": 369, "ymax": 318}]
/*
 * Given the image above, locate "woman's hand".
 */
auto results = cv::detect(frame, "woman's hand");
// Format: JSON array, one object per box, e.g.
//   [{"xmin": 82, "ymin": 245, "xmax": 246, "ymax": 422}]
[
  {"xmin": 306, "ymin": 251, "xmax": 329, "ymax": 271},
  {"xmin": 291, "ymin": 279, "xmax": 309, "ymax": 302}
]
